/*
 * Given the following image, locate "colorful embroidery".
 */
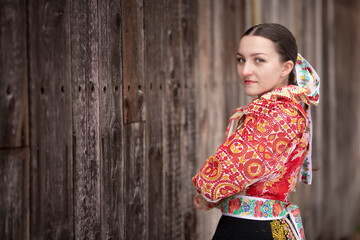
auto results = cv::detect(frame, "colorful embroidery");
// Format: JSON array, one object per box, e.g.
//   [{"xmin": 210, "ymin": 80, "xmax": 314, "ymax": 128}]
[
  {"xmin": 221, "ymin": 196, "xmax": 288, "ymax": 219},
  {"xmin": 221, "ymin": 195, "xmax": 304, "ymax": 240},
  {"xmin": 192, "ymin": 86, "xmax": 310, "ymax": 205},
  {"xmin": 287, "ymin": 204, "xmax": 305, "ymax": 239},
  {"xmin": 295, "ymin": 54, "xmax": 321, "ymax": 184},
  {"xmin": 295, "ymin": 54, "xmax": 320, "ymax": 105},
  {"xmin": 271, "ymin": 219, "xmax": 296, "ymax": 240}
]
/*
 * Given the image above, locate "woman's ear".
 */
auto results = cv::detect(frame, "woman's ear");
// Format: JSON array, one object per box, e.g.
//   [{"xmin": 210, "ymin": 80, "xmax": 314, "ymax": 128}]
[{"xmin": 282, "ymin": 60, "xmax": 294, "ymax": 77}]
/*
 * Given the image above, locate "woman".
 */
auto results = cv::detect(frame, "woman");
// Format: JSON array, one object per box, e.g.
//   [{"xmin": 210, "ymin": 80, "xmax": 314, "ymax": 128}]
[{"xmin": 192, "ymin": 23, "xmax": 320, "ymax": 239}]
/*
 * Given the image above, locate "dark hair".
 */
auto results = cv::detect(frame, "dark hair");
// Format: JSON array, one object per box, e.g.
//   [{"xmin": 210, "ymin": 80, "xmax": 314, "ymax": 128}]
[{"xmin": 242, "ymin": 23, "xmax": 298, "ymax": 85}]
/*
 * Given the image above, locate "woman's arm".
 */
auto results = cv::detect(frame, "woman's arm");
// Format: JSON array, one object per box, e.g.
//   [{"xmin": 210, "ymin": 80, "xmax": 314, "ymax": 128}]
[{"xmin": 192, "ymin": 101, "xmax": 306, "ymax": 209}]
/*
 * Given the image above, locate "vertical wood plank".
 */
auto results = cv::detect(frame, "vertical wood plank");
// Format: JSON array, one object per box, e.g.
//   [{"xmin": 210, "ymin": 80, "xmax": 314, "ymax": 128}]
[
  {"xmin": 195, "ymin": 1, "xmax": 223, "ymax": 239},
  {"xmin": 260, "ymin": 0, "xmax": 273, "ymax": 22},
  {"xmin": 124, "ymin": 123, "xmax": 146, "ymax": 240},
  {"xmin": 334, "ymin": 0, "xmax": 360, "ymax": 237},
  {"xmin": 143, "ymin": 0, "xmax": 165, "ymax": 239},
  {"xmin": 122, "ymin": 0, "xmax": 145, "ymax": 124},
  {"xmin": 0, "ymin": 149, "xmax": 30, "ymax": 240},
  {"xmin": 0, "ymin": 0, "xmax": 29, "ymax": 149},
  {"xmin": 162, "ymin": 0, "xmax": 184, "ymax": 239},
  {"xmin": 0, "ymin": 1, "xmax": 30, "ymax": 238},
  {"xmin": 121, "ymin": 0, "xmax": 147, "ymax": 239},
  {"xmin": 71, "ymin": 0, "xmax": 101, "ymax": 239},
  {"xmin": 211, "ymin": 1, "xmax": 226, "ymax": 145},
  {"xmin": 179, "ymin": 0, "xmax": 198, "ymax": 239},
  {"xmin": 223, "ymin": 0, "xmax": 246, "ymax": 117},
  {"xmin": 308, "ymin": 1, "xmax": 324, "ymax": 238},
  {"xmin": 98, "ymin": 0, "xmax": 124, "ymax": 239},
  {"xmin": 317, "ymin": 0, "xmax": 337, "ymax": 238},
  {"xmin": 354, "ymin": 0, "xmax": 360, "ymax": 233},
  {"xmin": 196, "ymin": 0, "xmax": 212, "ymax": 172},
  {"xmin": 28, "ymin": 0, "xmax": 73, "ymax": 239}
]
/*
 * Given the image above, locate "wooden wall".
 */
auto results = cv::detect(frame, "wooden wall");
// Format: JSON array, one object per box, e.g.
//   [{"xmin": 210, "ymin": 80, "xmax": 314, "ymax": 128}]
[
  {"xmin": 1, "ymin": 0, "xmax": 360, "ymax": 239},
  {"xmin": 1, "ymin": 0, "xmax": 29, "ymax": 239}
]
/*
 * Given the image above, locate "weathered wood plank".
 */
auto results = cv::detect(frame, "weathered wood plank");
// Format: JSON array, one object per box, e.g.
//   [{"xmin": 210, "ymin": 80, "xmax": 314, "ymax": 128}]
[
  {"xmin": 122, "ymin": 0, "xmax": 145, "ymax": 124},
  {"xmin": 223, "ymin": 0, "xmax": 246, "ymax": 116},
  {"xmin": 179, "ymin": 0, "xmax": 198, "ymax": 239},
  {"xmin": 0, "ymin": 148, "xmax": 29, "ymax": 240},
  {"xmin": 334, "ymin": 0, "xmax": 360, "ymax": 237},
  {"xmin": 98, "ymin": 0, "xmax": 124, "ymax": 239},
  {"xmin": 0, "ymin": 2, "xmax": 30, "ymax": 239},
  {"xmin": 196, "ymin": 0, "xmax": 212, "ymax": 178},
  {"xmin": 124, "ymin": 122, "xmax": 146, "ymax": 240},
  {"xmin": 28, "ymin": 0, "xmax": 73, "ymax": 239},
  {"xmin": 71, "ymin": 1, "xmax": 101, "ymax": 239},
  {"xmin": 195, "ymin": 1, "xmax": 222, "ymax": 239},
  {"xmin": 211, "ymin": 0, "xmax": 227, "ymax": 144},
  {"xmin": 0, "ymin": 0, "xmax": 28, "ymax": 149},
  {"xmin": 312, "ymin": 1, "xmax": 332, "ymax": 238},
  {"xmin": 143, "ymin": 0, "xmax": 165, "ymax": 239},
  {"xmin": 162, "ymin": 0, "xmax": 184, "ymax": 239},
  {"xmin": 309, "ymin": 0, "xmax": 337, "ymax": 238}
]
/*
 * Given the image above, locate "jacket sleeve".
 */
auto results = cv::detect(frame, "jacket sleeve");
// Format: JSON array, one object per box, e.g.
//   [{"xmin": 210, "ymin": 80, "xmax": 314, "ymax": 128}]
[{"xmin": 192, "ymin": 103, "xmax": 305, "ymax": 209}]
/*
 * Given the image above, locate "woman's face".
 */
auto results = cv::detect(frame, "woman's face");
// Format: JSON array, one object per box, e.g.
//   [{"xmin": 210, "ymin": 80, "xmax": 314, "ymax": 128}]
[{"xmin": 237, "ymin": 35, "xmax": 292, "ymax": 97}]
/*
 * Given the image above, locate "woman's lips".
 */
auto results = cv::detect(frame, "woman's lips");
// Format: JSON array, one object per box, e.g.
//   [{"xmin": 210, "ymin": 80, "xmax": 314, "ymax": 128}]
[{"xmin": 244, "ymin": 80, "xmax": 256, "ymax": 84}]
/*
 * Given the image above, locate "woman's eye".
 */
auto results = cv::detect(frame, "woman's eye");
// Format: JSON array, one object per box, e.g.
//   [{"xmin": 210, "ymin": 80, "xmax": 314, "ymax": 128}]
[
  {"xmin": 237, "ymin": 58, "xmax": 245, "ymax": 63},
  {"xmin": 255, "ymin": 58, "xmax": 265, "ymax": 63}
]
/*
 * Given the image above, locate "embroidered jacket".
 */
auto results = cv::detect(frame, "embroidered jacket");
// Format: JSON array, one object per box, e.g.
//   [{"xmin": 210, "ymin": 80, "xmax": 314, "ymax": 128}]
[{"xmin": 192, "ymin": 85, "xmax": 312, "ymax": 210}]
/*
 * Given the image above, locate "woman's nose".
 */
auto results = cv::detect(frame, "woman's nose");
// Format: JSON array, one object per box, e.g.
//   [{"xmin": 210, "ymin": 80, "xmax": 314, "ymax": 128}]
[{"xmin": 241, "ymin": 63, "xmax": 253, "ymax": 76}]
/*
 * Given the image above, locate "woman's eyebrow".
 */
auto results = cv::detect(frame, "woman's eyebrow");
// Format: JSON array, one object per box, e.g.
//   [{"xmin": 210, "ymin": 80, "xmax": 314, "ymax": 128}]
[{"xmin": 237, "ymin": 52, "xmax": 268, "ymax": 57}]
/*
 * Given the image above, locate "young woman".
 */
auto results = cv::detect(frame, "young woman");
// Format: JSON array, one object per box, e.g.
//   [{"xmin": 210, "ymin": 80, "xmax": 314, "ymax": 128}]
[{"xmin": 192, "ymin": 23, "xmax": 320, "ymax": 239}]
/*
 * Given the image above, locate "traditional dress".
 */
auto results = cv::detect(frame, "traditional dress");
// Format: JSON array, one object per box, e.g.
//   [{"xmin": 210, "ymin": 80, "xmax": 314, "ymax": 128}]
[{"xmin": 192, "ymin": 55, "xmax": 320, "ymax": 240}]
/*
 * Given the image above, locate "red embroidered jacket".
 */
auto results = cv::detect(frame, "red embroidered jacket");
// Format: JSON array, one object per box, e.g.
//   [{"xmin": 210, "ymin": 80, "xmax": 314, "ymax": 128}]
[{"xmin": 192, "ymin": 86, "xmax": 311, "ymax": 210}]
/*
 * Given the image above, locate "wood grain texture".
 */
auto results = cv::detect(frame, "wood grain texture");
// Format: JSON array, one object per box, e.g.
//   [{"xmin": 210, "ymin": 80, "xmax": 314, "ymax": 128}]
[
  {"xmin": 71, "ymin": 0, "xmax": 100, "ymax": 239},
  {"xmin": 195, "ymin": 1, "xmax": 222, "ymax": 239},
  {"xmin": 223, "ymin": 0, "xmax": 246, "ymax": 117},
  {"xmin": 333, "ymin": 0, "xmax": 360, "ymax": 237},
  {"xmin": 0, "ymin": 2, "xmax": 30, "ymax": 239},
  {"xmin": 124, "ymin": 122, "xmax": 146, "ymax": 240},
  {"xmin": 98, "ymin": 0, "xmax": 124, "ymax": 239},
  {"xmin": 143, "ymin": 0, "xmax": 165, "ymax": 238},
  {"xmin": 28, "ymin": 0, "xmax": 73, "ymax": 239},
  {"xmin": 162, "ymin": 0, "xmax": 184, "ymax": 238},
  {"xmin": 122, "ymin": 0, "xmax": 145, "ymax": 124},
  {"xmin": 0, "ymin": 148, "xmax": 29, "ymax": 240},
  {"xmin": 0, "ymin": 0, "xmax": 28, "ymax": 148},
  {"xmin": 179, "ymin": 0, "xmax": 198, "ymax": 239}
]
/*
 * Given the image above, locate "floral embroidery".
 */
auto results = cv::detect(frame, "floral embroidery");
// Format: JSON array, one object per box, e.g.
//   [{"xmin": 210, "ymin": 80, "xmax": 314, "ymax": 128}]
[
  {"xmin": 221, "ymin": 196, "xmax": 304, "ymax": 240},
  {"xmin": 254, "ymin": 200, "xmax": 263, "ymax": 218},
  {"xmin": 272, "ymin": 202, "xmax": 284, "ymax": 217},
  {"xmin": 221, "ymin": 196, "xmax": 288, "ymax": 219},
  {"xmin": 243, "ymin": 201, "xmax": 251, "ymax": 213},
  {"xmin": 263, "ymin": 200, "xmax": 270, "ymax": 218},
  {"xmin": 192, "ymin": 86, "xmax": 310, "ymax": 205},
  {"xmin": 228, "ymin": 197, "xmax": 241, "ymax": 214}
]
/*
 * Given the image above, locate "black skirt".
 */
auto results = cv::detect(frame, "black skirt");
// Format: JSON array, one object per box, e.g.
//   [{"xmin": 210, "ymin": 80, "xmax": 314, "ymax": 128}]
[{"xmin": 212, "ymin": 215, "xmax": 296, "ymax": 240}]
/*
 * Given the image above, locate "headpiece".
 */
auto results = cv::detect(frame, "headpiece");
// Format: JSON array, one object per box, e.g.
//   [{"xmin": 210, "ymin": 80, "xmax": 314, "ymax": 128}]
[{"xmin": 295, "ymin": 54, "xmax": 320, "ymax": 184}]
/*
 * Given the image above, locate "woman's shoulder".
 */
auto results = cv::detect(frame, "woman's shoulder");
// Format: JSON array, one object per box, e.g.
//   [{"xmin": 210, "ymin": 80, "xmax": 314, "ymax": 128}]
[
  {"xmin": 245, "ymin": 96, "xmax": 307, "ymax": 134},
  {"xmin": 248, "ymin": 97, "xmax": 303, "ymax": 117},
  {"xmin": 243, "ymin": 98, "xmax": 307, "ymax": 138},
  {"xmin": 251, "ymin": 86, "xmax": 309, "ymax": 119}
]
